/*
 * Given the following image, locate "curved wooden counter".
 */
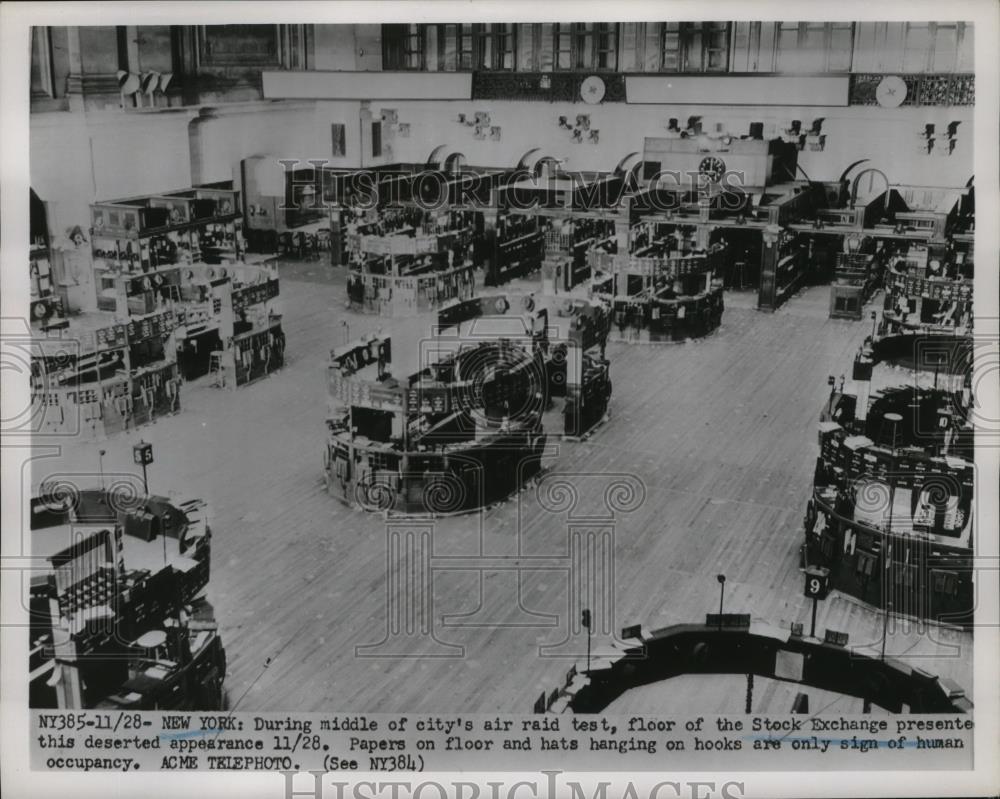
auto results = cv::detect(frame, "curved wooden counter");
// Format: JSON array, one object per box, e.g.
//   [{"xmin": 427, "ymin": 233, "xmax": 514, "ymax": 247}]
[
  {"xmin": 325, "ymin": 427, "xmax": 547, "ymax": 515},
  {"xmin": 804, "ymin": 413, "xmax": 974, "ymax": 628},
  {"xmin": 590, "ymin": 245, "xmax": 726, "ymax": 341},
  {"xmin": 325, "ymin": 293, "xmax": 612, "ymax": 514},
  {"xmin": 537, "ymin": 618, "xmax": 972, "ymax": 715}
]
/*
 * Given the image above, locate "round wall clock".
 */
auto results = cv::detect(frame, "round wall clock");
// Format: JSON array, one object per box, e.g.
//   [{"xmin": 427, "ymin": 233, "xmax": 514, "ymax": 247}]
[
  {"xmin": 876, "ymin": 76, "xmax": 907, "ymax": 108},
  {"xmin": 580, "ymin": 75, "xmax": 606, "ymax": 105},
  {"xmin": 698, "ymin": 156, "xmax": 727, "ymax": 182}
]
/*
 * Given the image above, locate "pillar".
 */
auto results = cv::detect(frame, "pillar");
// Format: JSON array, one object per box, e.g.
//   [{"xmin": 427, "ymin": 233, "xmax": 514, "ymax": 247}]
[
  {"xmin": 329, "ymin": 206, "xmax": 344, "ymax": 265},
  {"xmin": 757, "ymin": 224, "xmax": 782, "ymax": 311},
  {"xmin": 482, "ymin": 205, "xmax": 499, "ymax": 285},
  {"xmin": 355, "ymin": 521, "xmax": 462, "ymax": 657},
  {"xmin": 528, "ymin": 472, "xmax": 645, "ymax": 660},
  {"xmin": 539, "ymin": 524, "xmax": 620, "ymax": 657}
]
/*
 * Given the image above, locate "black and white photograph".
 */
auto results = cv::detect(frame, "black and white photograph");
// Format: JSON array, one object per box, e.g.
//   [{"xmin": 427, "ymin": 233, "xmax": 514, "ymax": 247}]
[{"xmin": 1, "ymin": 2, "xmax": 997, "ymax": 798}]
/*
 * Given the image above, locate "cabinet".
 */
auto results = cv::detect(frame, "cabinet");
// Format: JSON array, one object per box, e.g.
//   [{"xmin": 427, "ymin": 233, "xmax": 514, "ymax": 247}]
[
  {"xmin": 233, "ymin": 322, "xmax": 286, "ymax": 387},
  {"xmin": 91, "ymin": 186, "xmax": 244, "ymax": 278},
  {"xmin": 830, "ymin": 252, "xmax": 879, "ymax": 320}
]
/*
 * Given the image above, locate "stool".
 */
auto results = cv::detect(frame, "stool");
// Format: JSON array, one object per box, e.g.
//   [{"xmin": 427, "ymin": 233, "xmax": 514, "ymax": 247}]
[
  {"xmin": 731, "ymin": 260, "xmax": 747, "ymax": 289},
  {"xmin": 208, "ymin": 351, "xmax": 226, "ymax": 387},
  {"xmin": 879, "ymin": 412, "xmax": 904, "ymax": 451},
  {"xmin": 133, "ymin": 629, "xmax": 168, "ymax": 660}
]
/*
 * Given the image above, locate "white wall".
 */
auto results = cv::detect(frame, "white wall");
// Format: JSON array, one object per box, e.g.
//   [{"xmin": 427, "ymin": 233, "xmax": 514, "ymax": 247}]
[
  {"xmin": 31, "ymin": 94, "xmax": 973, "ymax": 242},
  {"xmin": 188, "ymin": 104, "xmax": 338, "ymax": 185},
  {"xmin": 374, "ymin": 100, "xmax": 973, "ymax": 187},
  {"xmin": 31, "ymin": 110, "xmax": 194, "ymax": 239},
  {"xmin": 31, "ymin": 100, "xmax": 367, "ymax": 238}
]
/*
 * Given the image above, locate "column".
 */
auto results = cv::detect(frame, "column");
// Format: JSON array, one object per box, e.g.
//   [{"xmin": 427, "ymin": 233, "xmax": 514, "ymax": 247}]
[
  {"xmin": 441, "ymin": 454, "xmax": 558, "ymax": 630},
  {"xmin": 482, "ymin": 206, "xmax": 499, "ymax": 285},
  {"xmin": 757, "ymin": 224, "xmax": 781, "ymax": 311},
  {"xmin": 329, "ymin": 206, "xmax": 344, "ymax": 265},
  {"xmin": 563, "ymin": 340, "xmax": 582, "ymax": 436},
  {"xmin": 525, "ymin": 472, "xmax": 646, "ymax": 660},
  {"xmin": 539, "ymin": 524, "xmax": 622, "ymax": 658},
  {"xmin": 62, "ymin": 27, "xmax": 85, "ymax": 113},
  {"xmin": 355, "ymin": 521, "xmax": 462, "ymax": 657}
]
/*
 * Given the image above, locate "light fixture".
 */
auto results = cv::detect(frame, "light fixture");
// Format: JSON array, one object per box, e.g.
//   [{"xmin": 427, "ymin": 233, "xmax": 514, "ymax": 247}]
[
  {"xmin": 140, "ymin": 71, "xmax": 160, "ymax": 95},
  {"xmin": 117, "ymin": 69, "xmax": 173, "ymax": 109}
]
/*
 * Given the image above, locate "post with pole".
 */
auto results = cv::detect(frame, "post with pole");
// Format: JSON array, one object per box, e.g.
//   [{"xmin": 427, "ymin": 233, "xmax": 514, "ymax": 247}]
[
  {"xmin": 716, "ymin": 574, "xmax": 726, "ymax": 630},
  {"xmin": 132, "ymin": 440, "xmax": 153, "ymax": 495},
  {"xmin": 133, "ymin": 440, "xmax": 158, "ymax": 562},
  {"xmin": 803, "ymin": 566, "xmax": 830, "ymax": 639}
]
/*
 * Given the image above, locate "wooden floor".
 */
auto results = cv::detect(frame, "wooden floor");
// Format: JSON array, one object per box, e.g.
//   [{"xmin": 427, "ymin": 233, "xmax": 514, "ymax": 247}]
[{"xmin": 31, "ymin": 264, "xmax": 974, "ymax": 713}]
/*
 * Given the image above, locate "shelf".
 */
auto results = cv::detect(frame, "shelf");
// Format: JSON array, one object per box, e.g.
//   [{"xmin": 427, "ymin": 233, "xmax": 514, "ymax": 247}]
[{"xmin": 92, "ymin": 213, "xmax": 242, "ymax": 240}]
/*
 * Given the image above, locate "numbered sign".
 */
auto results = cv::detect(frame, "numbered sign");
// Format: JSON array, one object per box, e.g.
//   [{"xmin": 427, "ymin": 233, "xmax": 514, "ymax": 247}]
[
  {"xmin": 132, "ymin": 441, "xmax": 154, "ymax": 466},
  {"xmin": 804, "ymin": 567, "xmax": 830, "ymax": 600}
]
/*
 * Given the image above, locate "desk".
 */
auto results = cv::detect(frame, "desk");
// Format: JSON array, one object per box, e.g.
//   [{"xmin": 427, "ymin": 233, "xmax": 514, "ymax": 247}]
[{"xmin": 134, "ymin": 629, "xmax": 168, "ymax": 649}]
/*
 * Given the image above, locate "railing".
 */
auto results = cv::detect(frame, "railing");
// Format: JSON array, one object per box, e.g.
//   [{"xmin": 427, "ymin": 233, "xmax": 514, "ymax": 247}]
[
  {"xmin": 537, "ymin": 618, "xmax": 973, "ymax": 714},
  {"xmin": 347, "ymin": 263, "xmax": 478, "ymax": 317},
  {"xmin": 348, "ymin": 226, "xmax": 473, "ymax": 257},
  {"xmin": 885, "ymin": 263, "xmax": 973, "ymax": 303},
  {"xmin": 325, "ymin": 429, "xmax": 547, "ymax": 515},
  {"xmin": 590, "ymin": 246, "xmax": 723, "ymax": 280}
]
